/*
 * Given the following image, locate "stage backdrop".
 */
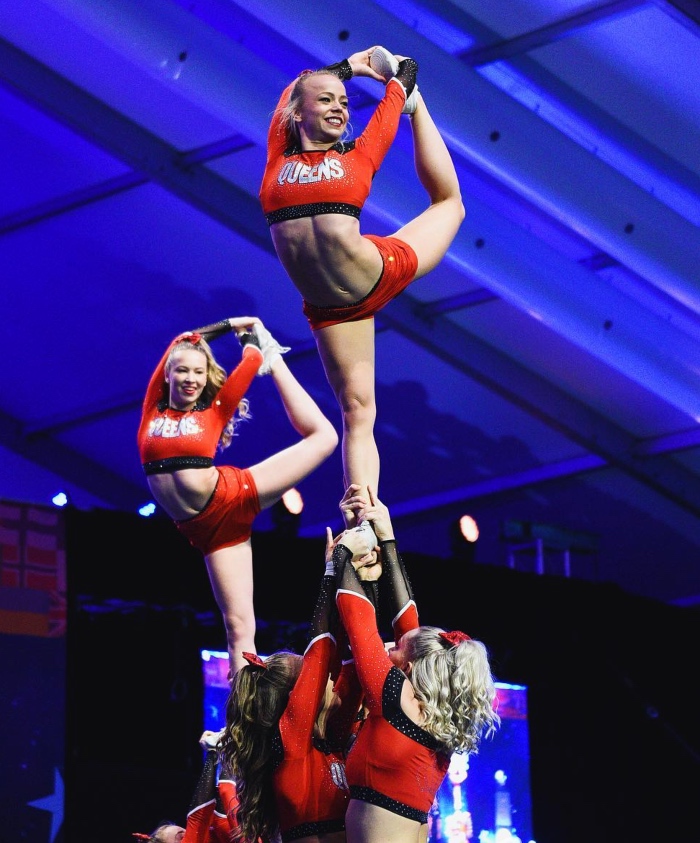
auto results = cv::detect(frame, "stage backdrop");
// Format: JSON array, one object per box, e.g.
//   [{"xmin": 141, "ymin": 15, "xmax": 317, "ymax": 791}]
[
  {"xmin": 63, "ymin": 506, "xmax": 700, "ymax": 843},
  {"xmin": 0, "ymin": 500, "xmax": 66, "ymax": 843}
]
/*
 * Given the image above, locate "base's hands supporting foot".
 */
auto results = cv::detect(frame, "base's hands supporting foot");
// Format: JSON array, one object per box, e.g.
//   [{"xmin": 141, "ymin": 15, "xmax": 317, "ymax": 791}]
[
  {"xmin": 359, "ymin": 486, "xmax": 395, "ymax": 542},
  {"xmin": 352, "ymin": 520, "xmax": 382, "ymax": 582},
  {"xmin": 339, "ymin": 525, "xmax": 375, "ymax": 561},
  {"xmin": 337, "ymin": 519, "xmax": 382, "ymax": 580},
  {"xmin": 339, "ymin": 483, "xmax": 367, "ymax": 529},
  {"xmin": 353, "ymin": 519, "xmax": 378, "ymax": 553}
]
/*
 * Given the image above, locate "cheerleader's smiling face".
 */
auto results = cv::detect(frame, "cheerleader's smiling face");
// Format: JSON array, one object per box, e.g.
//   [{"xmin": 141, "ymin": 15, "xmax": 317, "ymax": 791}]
[
  {"xmin": 166, "ymin": 348, "xmax": 208, "ymax": 411},
  {"xmin": 294, "ymin": 74, "xmax": 349, "ymax": 147}
]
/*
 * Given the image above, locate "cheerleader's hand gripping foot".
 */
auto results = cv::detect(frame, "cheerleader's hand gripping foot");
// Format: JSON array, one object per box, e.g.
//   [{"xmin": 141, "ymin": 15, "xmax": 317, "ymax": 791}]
[
  {"xmin": 253, "ymin": 322, "xmax": 291, "ymax": 375},
  {"xmin": 370, "ymin": 46, "xmax": 399, "ymax": 82}
]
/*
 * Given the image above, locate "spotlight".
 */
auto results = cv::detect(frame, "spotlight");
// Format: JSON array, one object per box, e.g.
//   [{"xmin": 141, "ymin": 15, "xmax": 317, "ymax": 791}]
[
  {"xmin": 281, "ymin": 487, "xmax": 304, "ymax": 515},
  {"xmin": 450, "ymin": 514, "xmax": 479, "ymax": 562},
  {"xmin": 51, "ymin": 491, "xmax": 70, "ymax": 508},
  {"xmin": 457, "ymin": 515, "xmax": 479, "ymax": 542},
  {"xmin": 138, "ymin": 502, "xmax": 157, "ymax": 517},
  {"xmin": 271, "ymin": 488, "xmax": 303, "ymax": 537}
]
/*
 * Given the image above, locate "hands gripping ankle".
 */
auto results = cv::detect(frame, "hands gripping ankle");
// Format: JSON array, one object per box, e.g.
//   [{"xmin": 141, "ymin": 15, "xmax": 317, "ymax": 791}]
[{"xmin": 253, "ymin": 323, "xmax": 291, "ymax": 375}]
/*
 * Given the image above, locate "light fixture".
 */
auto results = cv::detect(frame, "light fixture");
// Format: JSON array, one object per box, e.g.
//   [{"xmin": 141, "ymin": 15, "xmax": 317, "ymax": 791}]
[
  {"xmin": 457, "ymin": 515, "xmax": 479, "ymax": 542},
  {"xmin": 450, "ymin": 514, "xmax": 479, "ymax": 562},
  {"xmin": 51, "ymin": 491, "xmax": 70, "ymax": 508},
  {"xmin": 271, "ymin": 488, "xmax": 303, "ymax": 537},
  {"xmin": 138, "ymin": 502, "xmax": 157, "ymax": 517},
  {"xmin": 281, "ymin": 488, "xmax": 303, "ymax": 515}
]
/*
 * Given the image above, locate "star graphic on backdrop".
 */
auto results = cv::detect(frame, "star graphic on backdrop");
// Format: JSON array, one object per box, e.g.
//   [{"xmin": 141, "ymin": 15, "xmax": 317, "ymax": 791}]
[{"xmin": 28, "ymin": 767, "xmax": 64, "ymax": 843}]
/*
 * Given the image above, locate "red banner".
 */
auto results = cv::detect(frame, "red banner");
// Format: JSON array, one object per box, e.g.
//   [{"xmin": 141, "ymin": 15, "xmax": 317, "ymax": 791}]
[{"xmin": 0, "ymin": 501, "xmax": 66, "ymax": 637}]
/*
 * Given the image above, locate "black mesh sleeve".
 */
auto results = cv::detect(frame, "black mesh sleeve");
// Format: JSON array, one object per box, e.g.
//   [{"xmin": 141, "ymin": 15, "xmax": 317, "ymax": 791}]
[
  {"xmin": 396, "ymin": 58, "xmax": 418, "ymax": 98},
  {"xmin": 214, "ymin": 782, "xmax": 226, "ymax": 815},
  {"xmin": 238, "ymin": 332, "xmax": 262, "ymax": 351},
  {"xmin": 188, "ymin": 749, "xmax": 218, "ymax": 812},
  {"xmin": 380, "ymin": 540, "xmax": 414, "ymax": 616},
  {"xmin": 192, "ymin": 319, "xmax": 234, "ymax": 342},
  {"xmin": 362, "ymin": 581, "xmax": 380, "ymax": 612},
  {"xmin": 330, "ymin": 607, "xmax": 351, "ymax": 668},
  {"xmin": 319, "ymin": 59, "xmax": 353, "ymax": 81},
  {"xmin": 309, "ymin": 573, "xmax": 336, "ymax": 640},
  {"xmin": 332, "ymin": 544, "xmax": 364, "ymax": 596}
]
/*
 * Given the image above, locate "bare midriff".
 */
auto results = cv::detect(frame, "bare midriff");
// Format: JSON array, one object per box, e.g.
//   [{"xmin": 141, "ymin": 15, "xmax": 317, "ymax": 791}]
[
  {"xmin": 270, "ymin": 214, "xmax": 383, "ymax": 307},
  {"xmin": 147, "ymin": 467, "xmax": 219, "ymax": 520}
]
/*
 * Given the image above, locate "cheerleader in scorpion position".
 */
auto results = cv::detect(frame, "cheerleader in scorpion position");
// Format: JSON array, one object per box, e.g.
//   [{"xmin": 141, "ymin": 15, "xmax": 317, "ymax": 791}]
[
  {"xmin": 137, "ymin": 316, "xmax": 338, "ymax": 680},
  {"xmin": 261, "ymin": 44, "xmax": 464, "ymax": 515}
]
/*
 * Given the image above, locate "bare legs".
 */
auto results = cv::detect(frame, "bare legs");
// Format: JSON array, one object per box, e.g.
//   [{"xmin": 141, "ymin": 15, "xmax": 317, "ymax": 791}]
[
  {"xmin": 208, "ymin": 355, "xmax": 337, "ymax": 681},
  {"xmin": 393, "ymin": 95, "xmax": 465, "ymax": 277},
  {"xmin": 312, "ymin": 99, "xmax": 463, "ymax": 510},
  {"xmin": 205, "ymin": 539, "xmax": 256, "ymax": 679},
  {"xmin": 248, "ymin": 355, "xmax": 338, "ymax": 509},
  {"xmin": 314, "ymin": 318, "xmax": 378, "ymax": 510}
]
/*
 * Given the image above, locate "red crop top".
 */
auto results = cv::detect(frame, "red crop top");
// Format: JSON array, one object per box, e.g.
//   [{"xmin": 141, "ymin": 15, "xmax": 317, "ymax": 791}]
[
  {"xmin": 333, "ymin": 544, "xmax": 449, "ymax": 823},
  {"xmin": 260, "ymin": 77, "xmax": 406, "ymax": 225},
  {"xmin": 137, "ymin": 336, "xmax": 262, "ymax": 475},
  {"xmin": 272, "ymin": 570, "xmax": 362, "ymax": 842}
]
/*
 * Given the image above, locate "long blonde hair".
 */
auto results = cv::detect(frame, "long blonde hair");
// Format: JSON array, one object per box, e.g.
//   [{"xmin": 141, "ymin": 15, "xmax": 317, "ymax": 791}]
[
  {"xmin": 164, "ymin": 336, "xmax": 252, "ymax": 451},
  {"xmin": 406, "ymin": 626, "xmax": 500, "ymax": 755}
]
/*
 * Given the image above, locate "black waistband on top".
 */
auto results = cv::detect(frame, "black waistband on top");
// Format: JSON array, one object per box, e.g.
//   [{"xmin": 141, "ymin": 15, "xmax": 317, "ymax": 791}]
[
  {"xmin": 349, "ymin": 785, "xmax": 427, "ymax": 824},
  {"xmin": 143, "ymin": 456, "xmax": 213, "ymax": 476},
  {"xmin": 265, "ymin": 202, "xmax": 361, "ymax": 225}
]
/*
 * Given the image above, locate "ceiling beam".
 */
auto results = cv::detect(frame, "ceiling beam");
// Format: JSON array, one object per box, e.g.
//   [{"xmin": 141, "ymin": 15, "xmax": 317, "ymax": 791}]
[
  {"xmin": 659, "ymin": 0, "xmax": 700, "ymax": 32},
  {"xmin": 0, "ymin": 35, "xmax": 274, "ymax": 253},
  {"xmin": 0, "ymin": 411, "xmax": 148, "ymax": 510},
  {"xmin": 375, "ymin": 294, "xmax": 700, "ymax": 518},
  {"xmin": 0, "ymin": 134, "xmax": 254, "ymax": 236},
  {"xmin": 5, "ymin": 4, "xmax": 700, "ymax": 420},
  {"xmin": 236, "ymin": 0, "xmax": 700, "ymax": 317},
  {"xmin": 459, "ymin": 0, "xmax": 647, "ymax": 66},
  {"xmin": 391, "ymin": 0, "xmax": 700, "ymax": 222}
]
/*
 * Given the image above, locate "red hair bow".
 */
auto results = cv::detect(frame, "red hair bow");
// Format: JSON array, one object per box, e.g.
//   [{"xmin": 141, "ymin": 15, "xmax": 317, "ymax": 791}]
[
  {"xmin": 439, "ymin": 630, "xmax": 471, "ymax": 647},
  {"xmin": 242, "ymin": 651, "xmax": 267, "ymax": 669},
  {"xmin": 175, "ymin": 331, "xmax": 202, "ymax": 345},
  {"xmin": 132, "ymin": 834, "xmax": 150, "ymax": 840}
]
